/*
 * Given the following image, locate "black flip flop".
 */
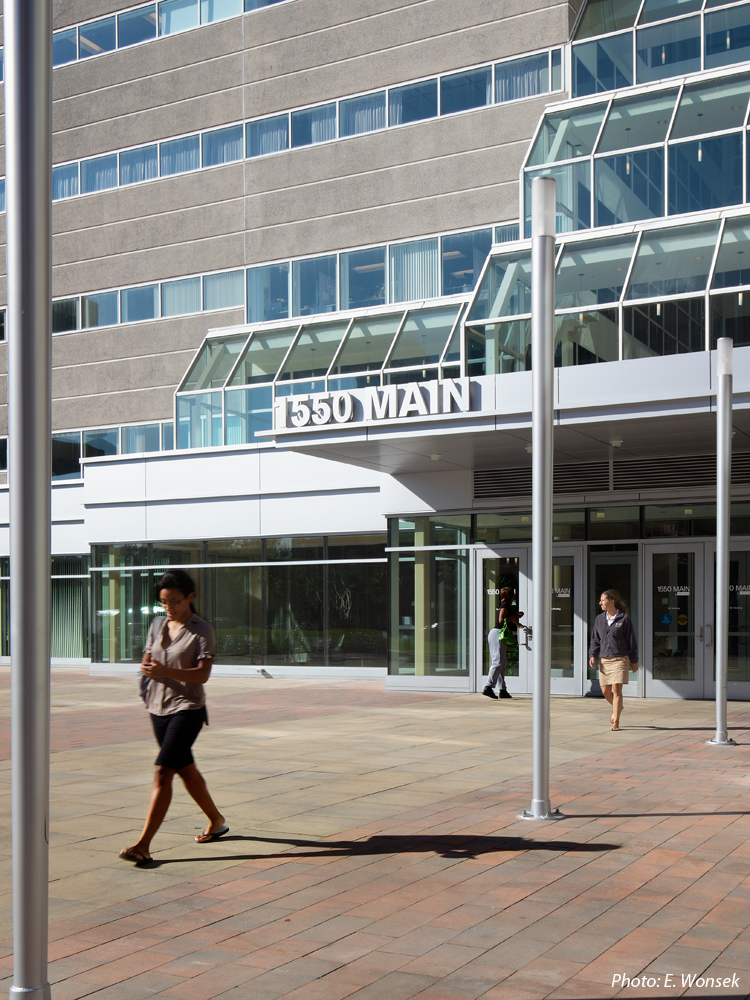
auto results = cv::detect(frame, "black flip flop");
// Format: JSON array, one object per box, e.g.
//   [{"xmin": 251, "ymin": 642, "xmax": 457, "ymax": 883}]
[{"xmin": 195, "ymin": 824, "xmax": 229, "ymax": 843}]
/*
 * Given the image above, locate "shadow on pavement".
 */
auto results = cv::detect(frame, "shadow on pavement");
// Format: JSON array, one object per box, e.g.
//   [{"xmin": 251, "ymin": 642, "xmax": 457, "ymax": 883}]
[{"xmin": 143, "ymin": 832, "xmax": 620, "ymax": 867}]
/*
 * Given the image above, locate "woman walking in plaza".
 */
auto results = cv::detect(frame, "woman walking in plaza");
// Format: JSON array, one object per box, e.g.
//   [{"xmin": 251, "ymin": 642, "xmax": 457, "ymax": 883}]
[
  {"xmin": 483, "ymin": 586, "xmax": 524, "ymax": 700},
  {"xmin": 589, "ymin": 589, "xmax": 638, "ymax": 731},
  {"xmin": 119, "ymin": 569, "xmax": 227, "ymax": 864}
]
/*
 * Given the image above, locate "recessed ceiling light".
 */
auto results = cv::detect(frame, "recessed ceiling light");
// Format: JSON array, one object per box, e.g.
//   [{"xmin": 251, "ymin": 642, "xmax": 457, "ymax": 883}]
[
  {"xmin": 732, "ymin": 105, "xmax": 743, "ymax": 111},
  {"xmin": 657, "ymin": 119, "xmax": 667, "ymax": 125}
]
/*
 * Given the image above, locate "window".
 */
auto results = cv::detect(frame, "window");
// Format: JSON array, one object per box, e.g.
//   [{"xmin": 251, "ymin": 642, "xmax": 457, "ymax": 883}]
[
  {"xmin": 0, "ymin": 50, "xmax": 4, "ymax": 83},
  {"xmin": 668, "ymin": 135, "xmax": 743, "ymax": 214},
  {"xmin": 79, "ymin": 17, "xmax": 116, "ymax": 59},
  {"xmin": 468, "ymin": 251, "xmax": 532, "ymax": 322},
  {"xmin": 711, "ymin": 291, "xmax": 750, "ymax": 347},
  {"xmin": 441, "ymin": 67, "xmax": 491, "ymax": 116},
  {"xmin": 201, "ymin": 0, "xmax": 242, "ymax": 23},
  {"xmin": 597, "ymin": 90, "xmax": 677, "ymax": 152},
  {"xmin": 278, "ymin": 320, "xmax": 348, "ymax": 383},
  {"xmin": 495, "ymin": 223, "xmax": 520, "ymax": 243},
  {"xmin": 53, "ymin": 164, "xmax": 79, "ymax": 200},
  {"xmin": 340, "ymin": 248, "xmax": 386, "ymax": 310},
  {"xmin": 81, "ymin": 292, "xmax": 118, "ymax": 328},
  {"xmin": 244, "ymin": 0, "xmax": 286, "ymax": 7},
  {"xmin": 556, "ymin": 309, "xmax": 619, "ymax": 365},
  {"xmin": 292, "ymin": 256, "xmax": 337, "ymax": 315},
  {"xmin": 574, "ymin": 0, "xmax": 640, "ymax": 38},
  {"xmin": 389, "ymin": 239, "xmax": 439, "ymax": 303},
  {"xmin": 121, "ymin": 285, "xmax": 159, "ymax": 323},
  {"xmin": 247, "ymin": 116, "xmax": 289, "ymax": 157},
  {"xmin": 228, "ymin": 329, "xmax": 297, "ymax": 385},
  {"xmin": 595, "ymin": 148, "xmax": 665, "ymax": 225},
  {"xmin": 712, "ymin": 218, "xmax": 750, "ymax": 289},
  {"xmin": 120, "ymin": 146, "xmax": 158, "ymax": 185},
  {"xmin": 80, "ymin": 155, "xmax": 118, "ymax": 194},
  {"xmin": 625, "ymin": 222, "xmax": 720, "ymax": 299},
  {"xmin": 0, "ymin": 439, "xmax": 6, "ymax": 472},
  {"xmin": 496, "ymin": 54, "xmax": 549, "ymax": 103},
  {"xmin": 572, "ymin": 35, "xmax": 633, "ymax": 97},
  {"xmin": 524, "ymin": 162, "xmax": 591, "ymax": 235},
  {"xmin": 53, "ymin": 28, "xmax": 77, "ymax": 67},
  {"xmin": 291, "ymin": 105, "xmax": 336, "ymax": 147},
  {"xmin": 162, "ymin": 422, "xmax": 175, "ymax": 450},
  {"xmin": 176, "ymin": 392, "xmax": 222, "ymax": 448},
  {"xmin": 52, "ymin": 299, "xmax": 79, "ymax": 334},
  {"xmin": 636, "ymin": 17, "xmax": 701, "ymax": 83},
  {"xmin": 159, "ymin": 0, "xmax": 200, "ymax": 35},
  {"xmin": 528, "ymin": 106, "xmax": 606, "ymax": 166},
  {"xmin": 339, "ymin": 93, "xmax": 386, "ymax": 137},
  {"xmin": 0, "ymin": 310, "xmax": 5, "ymax": 343},
  {"xmin": 122, "ymin": 424, "xmax": 161, "ymax": 454},
  {"xmin": 555, "ymin": 236, "xmax": 637, "ymax": 308},
  {"xmin": 672, "ymin": 75, "xmax": 750, "ymax": 139},
  {"xmin": 441, "ymin": 230, "xmax": 492, "ymax": 295},
  {"xmin": 160, "ymin": 135, "xmax": 201, "ymax": 176},
  {"xmin": 118, "ymin": 7, "xmax": 157, "ymax": 48},
  {"xmin": 204, "ymin": 270, "xmax": 244, "ymax": 311},
  {"xmin": 639, "ymin": 0, "xmax": 702, "ymax": 24},
  {"xmin": 83, "ymin": 429, "xmax": 118, "ymax": 458},
  {"xmin": 161, "ymin": 277, "xmax": 201, "ymax": 317},
  {"xmin": 0, "ymin": 179, "xmax": 6, "ymax": 214},
  {"xmin": 387, "ymin": 305, "xmax": 459, "ymax": 368},
  {"xmin": 706, "ymin": 6, "xmax": 750, "ymax": 70},
  {"xmin": 624, "ymin": 298, "xmax": 705, "ymax": 358},
  {"xmin": 247, "ymin": 263, "xmax": 289, "ymax": 323},
  {"xmin": 389, "ymin": 80, "xmax": 438, "ymax": 126},
  {"xmin": 330, "ymin": 314, "xmax": 402, "ymax": 378},
  {"xmin": 202, "ymin": 125, "xmax": 244, "ymax": 166},
  {"xmin": 225, "ymin": 386, "xmax": 273, "ymax": 444},
  {"xmin": 182, "ymin": 335, "xmax": 247, "ymax": 391},
  {"xmin": 52, "ymin": 432, "xmax": 82, "ymax": 481}
]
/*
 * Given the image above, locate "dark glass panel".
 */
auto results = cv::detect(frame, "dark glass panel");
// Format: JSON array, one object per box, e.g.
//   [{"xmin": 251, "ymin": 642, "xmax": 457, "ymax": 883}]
[{"xmin": 623, "ymin": 298, "xmax": 705, "ymax": 359}]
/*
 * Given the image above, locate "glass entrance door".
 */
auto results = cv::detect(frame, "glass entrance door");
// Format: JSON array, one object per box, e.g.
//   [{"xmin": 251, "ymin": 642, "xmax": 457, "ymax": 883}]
[
  {"xmin": 644, "ymin": 543, "xmax": 706, "ymax": 698},
  {"xmin": 704, "ymin": 544, "xmax": 750, "ymax": 701},
  {"xmin": 475, "ymin": 548, "xmax": 530, "ymax": 693},
  {"xmin": 588, "ymin": 546, "xmax": 640, "ymax": 696},
  {"xmin": 550, "ymin": 546, "xmax": 584, "ymax": 695}
]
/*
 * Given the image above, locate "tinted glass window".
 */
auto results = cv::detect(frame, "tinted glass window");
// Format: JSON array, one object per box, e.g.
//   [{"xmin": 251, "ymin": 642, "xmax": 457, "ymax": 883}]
[
  {"xmin": 496, "ymin": 53, "xmax": 549, "ymax": 102},
  {"xmin": 291, "ymin": 105, "xmax": 336, "ymax": 147},
  {"xmin": 389, "ymin": 80, "xmax": 438, "ymax": 126},
  {"xmin": 52, "ymin": 299, "xmax": 78, "ymax": 334},
  {"xmin": 669, "ymin": 135, "xmax": 743, "ymax": 215},
  {"xmin": 228, "ymin": 329, "xmax": 298, "ymax": 386},
  {"xmin": 247, "ymin": 263, "xmax": 289, "ymax": 323},
  {"xmin": 83, "ymin": 429, "xmax": 118, "ymax": 458},
  {"xmin": 572, "ymin": 35, "xmax": 633, "ymax": 98},
  {"xmin": 387, "ymin": 306, "xmax": 460, "ymax": 368},
  {"xmin": 671, "ymin": 75, "xmax": 750, "ymax": 139},
  {"xmin": 636, "ymin": 17, "xmax": 701, "ymax": 83},
  {"xmin": 340, "ymin": 247, "xmax": 386, "ymax": 310},
  {"xmin": 160, "ymin": 135, "xmax": 201, "ymax": 175},
  {"xmin": 639, "ymin": 0, "xmax": 702, "ymax": 23},
  {"xmin": 118, "ymin": 6, "xmax": 157, "ymax": 47},
  {"xmin": 52, "ymin": 163, "xmax": 79, "ymax": 200},
  {"xmin": 202, "ymin": 125, "xmax": 244, "ymax": 166},
  {"xmin": 597, "ymin": 90, "xmax": 677, "ymax": 153},
  {"xmin": 339, "ymin": 93, "xmax": 386, "ymax": 136},
  {"xmin": 292, "ymin": 256, "xmax": 337, "ymax": 316},
  {"xmin": 441, "ymin": 230, "xmax": 492, "ymax": 295},
  {"xmin": 440, "ymin": 67, "xmax": 491, "ymax": 115},
  {"xmin": 712, "ymin": 219, "xmax": 750, "ymax": 289},
  {"xmin": 79, "ymin": 17, "xmax": 116, "ymax": 59},
  {"xmin": 623, "ymin": 298, "xmax": 705, "ymax": 358},
  {"xmin": 331, "ymin": 315, "xmax": 402, "ymax": 374},
  {"xmin": 575, "ymin": 0, "xmax": 640, "ymax": 39},
  {"xmin": 81, "ymin": 155, "xmax": 118, "ymax": 194},
  {"xmin": 528, "ymin": 106, "xmax": 606, "ymax": 165},
  {"xmin": 278, "ymin": 321, "xmax": 349, "ymax": 381},
  {"xmin": 247, "ymin": 116, "xmax": 289, "ymax": 156},
  {"xmin": 203, "ymin": 270, "xmax": 245, "ymax": 311},
  {"xmin": 52, "ymin": 433, "xmax": 81, "ymax": 481},
  {"xmin": 468, "ymin": 252, "xmax": 532, "ymax": 322},
  {"xmin": 53, "ymin": 28, "xmax": 77, "ymax": 66},
  {"xmin": 595, "ymin": 148, "xmax": 665, "ymax": 225},
  {"xmin": 626, "ymin": 223, "xmax": 720, "ymax": 299},
  {"xmin": 555, "ymin": 236, "xmax": 637, "ymax": 308},
  {"xmin": 524, "ymin": 162, "xmax": 591, "ymax": 235},
  {"xmin": 119, "ymin": 146, "xmax": 158, "ymax": 185},
  {"xmin": 160, "ymin": 0, "xmax": 200, "ymax": 35},
  {"xmin": 81, "ymin": 292, "xmax": 118, "ymax": 328},
  {"xmin": 705, "ymin": 5, "xmax": 750, "ymax": 69},
  {"xmin": 182, "ymin": 335, "xmax": 246, "ymax": 390},
  {"xmin": 121, "ymin": 285, "xmax": 159, "ymax": 323}
]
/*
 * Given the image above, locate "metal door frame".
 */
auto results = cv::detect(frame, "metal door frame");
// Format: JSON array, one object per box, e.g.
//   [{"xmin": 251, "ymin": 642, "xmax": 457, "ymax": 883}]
[
  {"xmin": 474, "ymin": 545, "xmax": 531, "ymax": 694},
  {"xmin": 550, "ymin": 544, "xmax": 585, "ymax": 696},
  {"xmin": 704, "ymin": 539, "xmax": 750, "ymax": 702},
  {"xmin": 643, "ymin": 541, "xmax": 707, "ymax": 699}
]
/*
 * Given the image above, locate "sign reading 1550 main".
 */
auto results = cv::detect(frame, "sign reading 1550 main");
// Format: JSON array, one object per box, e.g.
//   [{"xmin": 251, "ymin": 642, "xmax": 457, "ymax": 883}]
[{"xmin": 274, "ymin": 377, "xmax": 473, "ymax": 430}]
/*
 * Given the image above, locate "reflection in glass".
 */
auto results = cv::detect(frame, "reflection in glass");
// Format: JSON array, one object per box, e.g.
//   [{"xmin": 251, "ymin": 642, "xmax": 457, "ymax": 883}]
[
  {"xmin": 572, "ymin": 35, "xmax": 633, "ymax": 98},
  {"xmin": 623, "ymin": 298, "xmax": 705, "ymax": 358},
  {"xmin": 52, "ymin": 299, "xmax": 78, "ymax": 334},
  {"xmin": 712, "ymin": 219, "xmax": 750, "ymax": 289},
  {"xmin": 53, "ymin": 28, "xmax": 78, "ymax": 66},
  {"xmin": 468, "ymin": 252, "xmax": 532, "ymax": 321},
  {"xmin": 81, "ymin": 292, "xmax": 118, "ymax": 328},
  {"xmin": 53, "ymin": 164, "xmax": 79, "ymax": 200},
  {"xmin": 636, "ymin": 17, "xmax": 701, "ymax": 83},
  {"xmin": 528, "ymin": 106, "xmax": 606, "ymax": 166},
  {"xmin": 247, "ymin": 116, "xmax": 289, "ymax": 157},
  {"xmin": 201, "ymin": 0, "xmax": 242, "ymax": 23},
  {"xmin": 671, "ymin": 75, "xmax": 750, "ymax": 138},
  {"xmin": 588, "ymin": 545, "xmax": 639, "ymax": 684},
  {"xmin": 331, "ymin": 314, "xmax": 401, "ymax": 374},
  {"xmin": 52, "ymin": 432, "xmax": 81, "ymax": 481},
  {"xmin": 639, "ymin": 0, "xmax": 702, "ymax": 24},
  {"xmin": 228, "ymin": 329, "xmax": 297, "ymax": 385},
  {"xmin": 203, "ymin": 270, "xmax": 244, "ymax": 311},
  {"xmin": 551, "ymin": 559, "xmax": 574, "ymax": 678},
  {"xmin": 118, "ymin": 6, "xmax": 157, "ymax": 48},
  {"xmin": 475, "ymin": 513, "xmax": 532, "ymax": 543},
  {"xmin": 182, "ymin": 335, "xmax": 247, "ymax": 390},
  {"xmin": 121, "ymin": 424, "xmax": 161, "ymax": 454},
  {"xmin": 292, "ymin": 256, "xmax": 337, "ymax": 316},
  {"xmin": 652, "ymin": 551, "xmax": 695, "ymax": 681},
  {"xmin": 339, "ymin": 93, "xmax": 386, "ymax": 137},
  {"xmin": 247, "ymin": 263, "xmax": 289, "ymax": 322},
  {"xmin": 79, "ymin": 17, "xmax": 116, "ymax": 59},
  {"xmin": 727, "ymin": 552, "xmax": 750, "ymax": 682},
  {"xmin": 120, "ymin": 284, "xmax": 159, "ymax": 323},
  {"xmin": 595, "ymin": 149, "xmax": 664, "ymax": 225},
  {"xmin": 555, "ymin": 309, "xmax": 619, "ymax": 366},
  {"xmin": 668, "ymin": 135, "xmax": 743, "ymax": 214},
  {"xmin": 204, "ymin": 566, "xmax": 260, "ymax": 666},
  {"xmin": 467, "ymin": 319, "xmax": 531, "ymax": 375},
  {"xmin": 176, "ymin": 392, "xmax": 222, "ymax": 448},
  {"xmin": 120, "ymin": 146, "xmax": 159, "ymax": 185},
  {"xmin": 162, "ymin": 277, "xmax": 201, "ymax": 317},
  {"xmin": 389, "ymin": 239, "xmax": 439, "ymax": 303},
  {"xmin": 277, "ymin": 321, "xmax": 349, "ymax": 380},
  {"xmin": 588, "ymin": 507, "xmax": 641, "ymax": 540},
  {"xmin": 625, "ymin": 222, "xmax": 719, "ymax": 299},
  {"xmin": 265, "ymin": 565, "xmax": 325, "ymax": 666},
  {"xmin": 224, "ymin": 386, "xmax": 273, "ymax": 444},
  {"xmin": 440, "ymin": 67, "xmax": 491, "ymax": 115},
  {"xmin": 441, "ymin": 230, "xmax": 492, "ymax": 295},
  {"xmin": 388, "ymin": 80, "xmax": 438, "ymax": 125},
  {"xmin": 83, "ymin": 428, "xmax": 119, "ymax": 458},
  {"xmin": 575, "ymin": 0, "xmax": 640, "ymax": 39},
  {"xmin": 710, "ymin": 291, "xmax": 750, "ymax": 347},
  {"xmin": 482, "ymin": 557, "xmax": 520, "ymax": 679},
  {"xmin": 496, "ymin": 53, "xmax": 549, "ymax": 102},
  {"xmin": 524, "ymin": 162, "xmax": 591, "ymax": 235},
  {"xmin": 159, "ymin": 0, "xmax": 199, "ymax": 35},
  {"xmin": 387, "ymin": 306, "xmax": 459, "ymax": 368},
  {"xmin": 555, "ymin": 237, "xmax": 636, "ymax": 307},
  {"xmin": 340, "ymin": 247, "xmax": 386, "ymax": 310},
  {"xmin": 291, "ymin": 105, "xmax": 336, "ymax": 147},
  {"xmin": 644, "ymin": 504, "xmax": 716, "ymax": 537},
  {"xmin": 706, "ymin": 6, "xmax": 750, "ymax": 70},
  {"xmin": 597, "ymin": 90, "xmax": 677, "ymax": 152},
  {"xmin": 81, "ymin": 155, "xmax": 118, "ymax": 194}
]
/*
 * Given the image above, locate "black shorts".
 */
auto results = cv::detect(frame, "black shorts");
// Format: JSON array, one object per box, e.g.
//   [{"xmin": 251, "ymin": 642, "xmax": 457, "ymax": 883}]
[{"xmin": 150, "ymin": 707, "xmax": 207, "ymax": 771}]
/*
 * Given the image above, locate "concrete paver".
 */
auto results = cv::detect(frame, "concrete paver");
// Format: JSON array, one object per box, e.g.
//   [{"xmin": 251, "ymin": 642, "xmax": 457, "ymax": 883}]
[{"xmin": 0, "ymin": 669, "xmax": 750, "ymax": 997}]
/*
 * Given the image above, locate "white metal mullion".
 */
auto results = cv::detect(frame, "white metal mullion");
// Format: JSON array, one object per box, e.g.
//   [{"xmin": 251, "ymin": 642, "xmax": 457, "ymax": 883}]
[
  {"xmin": 382, "ymin": 310, "xmax": 409, "ymax": 371},
  {"xmin": 705, "ymin": 217, "xmax": 726, "ymax": 353},
  {"xmin": 326, "ymin": 315, "xmax": 355, "ymax": 384}
]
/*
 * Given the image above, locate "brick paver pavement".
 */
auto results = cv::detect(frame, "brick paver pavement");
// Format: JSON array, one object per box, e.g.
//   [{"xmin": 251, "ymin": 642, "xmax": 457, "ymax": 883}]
[{"xmin": 0, "ymin": 670, "xmax": 749, "ymax": 999}]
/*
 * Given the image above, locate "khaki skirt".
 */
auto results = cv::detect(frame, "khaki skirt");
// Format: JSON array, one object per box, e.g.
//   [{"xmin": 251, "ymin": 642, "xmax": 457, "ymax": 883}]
[{"xmin": 599, "ymin": 656, "xmax": 630, "ymax": 686}]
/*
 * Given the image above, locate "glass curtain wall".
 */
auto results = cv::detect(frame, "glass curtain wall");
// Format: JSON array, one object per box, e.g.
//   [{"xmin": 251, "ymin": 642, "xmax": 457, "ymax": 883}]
[
  {"xmin": 91, "ymin": 535, "xmax": 387, "ymax": 668},
  {"xmin": 0, "ymin": 557, "xmax": 91, "ymax": 658}
]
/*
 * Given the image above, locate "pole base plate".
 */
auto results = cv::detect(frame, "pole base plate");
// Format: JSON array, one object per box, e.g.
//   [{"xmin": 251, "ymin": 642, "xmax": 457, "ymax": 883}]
[
  {"xmin": 706, "ymin": 737, "xmax": 737, "ymax": 746},
  {"xmin": 517, "ymin": 808, "xmax": 565, "ymax": 821},
  {"xmin": 10, "ymin": 984, "xmax": 51, "ymax": 999}
]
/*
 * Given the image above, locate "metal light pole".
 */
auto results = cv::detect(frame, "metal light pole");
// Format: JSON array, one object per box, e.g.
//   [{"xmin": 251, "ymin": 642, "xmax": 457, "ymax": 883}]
[
  {"xmin": 5, "ymin": 0, "xmax": 53, "ymax": 997},
  {"xmin": 519, "ymin": 177, "xmax": 563, "ymax": 821},
  {"xmin": 708, "ymin": 337, "xmax": 736, "ymax": 747}
]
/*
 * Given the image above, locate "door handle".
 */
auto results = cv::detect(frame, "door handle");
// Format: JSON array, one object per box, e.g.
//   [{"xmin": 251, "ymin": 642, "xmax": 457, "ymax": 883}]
[
  {"xmin": 522, "ymin": 625, "xmax": 532, "ymax": 652},
  {"xmin": 705, "ymin": 624, "xmax": 713, "ymax": 648},
  {"xmin": 698, "ymin": 626, "xmax": 704, "ymax": 642}
]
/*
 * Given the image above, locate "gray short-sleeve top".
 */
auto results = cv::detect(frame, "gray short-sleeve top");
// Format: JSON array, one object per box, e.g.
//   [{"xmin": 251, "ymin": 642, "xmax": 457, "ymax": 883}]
[{"xmin": 143, "ymin": 614, "xmax": 215, "ymax": 716}]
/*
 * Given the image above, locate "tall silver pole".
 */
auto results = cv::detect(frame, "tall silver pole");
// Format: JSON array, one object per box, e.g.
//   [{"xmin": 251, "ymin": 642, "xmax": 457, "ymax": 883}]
[
  {"xmin": 708, "ymin": 338, "xmax": 736, "ymax": 748},
  {"xmin": 5, "ymin": 0, "xmax": 53, "ymax": 997},
  {"xmin": 520, "ymin": 177, "xmax": 563, "ymax": 821}
]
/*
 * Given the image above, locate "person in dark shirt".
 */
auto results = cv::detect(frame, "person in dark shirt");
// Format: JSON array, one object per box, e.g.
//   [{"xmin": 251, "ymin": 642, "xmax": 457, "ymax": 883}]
[
  {"xmin": 589, "ymin": 589, "xmax": 638, "ymax": 731},
  {"xmin": 483, "ymin": 587, "xmax": 524, "ymax": 700}
]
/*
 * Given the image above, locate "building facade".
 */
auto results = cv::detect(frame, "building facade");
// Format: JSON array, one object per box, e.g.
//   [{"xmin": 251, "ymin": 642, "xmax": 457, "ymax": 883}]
[{"xmin": 1, "ymin": 0, "xmax": 749, "ymax": 700}]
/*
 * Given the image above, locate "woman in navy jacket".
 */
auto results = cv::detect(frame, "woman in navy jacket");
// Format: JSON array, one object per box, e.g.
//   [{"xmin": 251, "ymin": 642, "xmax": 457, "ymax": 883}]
[{"xmin": 589, "ymin": 589, "xmax": 638, "ymax": 731}]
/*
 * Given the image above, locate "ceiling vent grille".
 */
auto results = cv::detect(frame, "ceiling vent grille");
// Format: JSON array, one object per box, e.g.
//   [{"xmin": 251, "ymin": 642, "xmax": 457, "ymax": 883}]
[{"xmin": 474, "ymin": 453, "xmax": 750, "ymax": 501}]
